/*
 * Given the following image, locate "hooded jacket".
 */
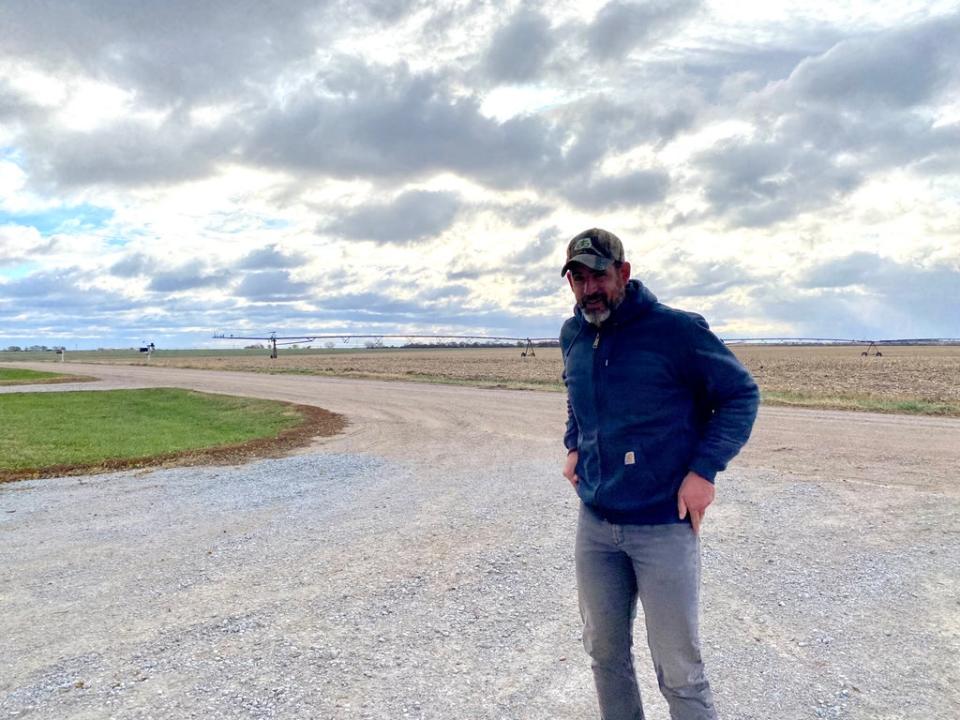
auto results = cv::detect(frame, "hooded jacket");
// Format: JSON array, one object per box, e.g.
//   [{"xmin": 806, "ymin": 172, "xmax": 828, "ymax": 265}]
[{"xmin": 561, "ymin": 279, "xmax": 759, "ymax": 525}]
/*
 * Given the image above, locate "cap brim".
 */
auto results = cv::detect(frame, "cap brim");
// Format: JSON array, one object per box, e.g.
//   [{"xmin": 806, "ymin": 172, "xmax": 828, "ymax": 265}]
[{"xmin": 561, "ymin": 253, "xmax": 611, "ymax": 277}]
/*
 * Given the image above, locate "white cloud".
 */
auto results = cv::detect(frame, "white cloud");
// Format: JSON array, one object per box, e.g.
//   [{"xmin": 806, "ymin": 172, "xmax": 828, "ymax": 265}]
[
  {"xmin": 0, "ymin": 224, "xmax": 50, "ymax": 264},
  {"xmin": 0, "ymin": 1, "xmax": 958, "ymax": 346}
]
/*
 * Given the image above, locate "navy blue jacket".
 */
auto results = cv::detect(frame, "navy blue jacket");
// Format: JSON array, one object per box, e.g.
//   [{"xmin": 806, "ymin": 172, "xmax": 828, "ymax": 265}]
[{"xmin": 562, "ymin": 280, "xmax": 759, "ymax": 525}]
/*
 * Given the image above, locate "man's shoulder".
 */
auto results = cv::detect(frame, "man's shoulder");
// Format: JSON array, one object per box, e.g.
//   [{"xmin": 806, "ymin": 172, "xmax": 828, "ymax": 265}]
[
  {"xmin": 560, "ymin": 315, "xmax": 581, "ymax": 349},
  {"xmin": 646, "ymin": 302, "xmax": 710, "ymax": 333}
]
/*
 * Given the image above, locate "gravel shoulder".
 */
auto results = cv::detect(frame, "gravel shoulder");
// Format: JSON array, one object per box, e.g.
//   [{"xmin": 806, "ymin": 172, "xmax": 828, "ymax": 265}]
[{"xmin": 2, "ymin": 363, "xmax": 958, "ymax": 719}]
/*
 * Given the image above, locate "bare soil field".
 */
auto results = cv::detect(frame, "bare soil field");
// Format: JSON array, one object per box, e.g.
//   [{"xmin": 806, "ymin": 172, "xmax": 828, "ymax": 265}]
[
  {"xmin": 69, "ymin": 344, "xmax": 960, "ymax": 414},
  {"xmin": 735, "ymin": 344, "xmax": 960, "ymax": 405}
]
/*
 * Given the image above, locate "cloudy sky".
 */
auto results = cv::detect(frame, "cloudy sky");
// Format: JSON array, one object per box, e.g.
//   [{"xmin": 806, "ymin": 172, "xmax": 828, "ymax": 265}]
[{"xmin": 1, "ymin": 0, "xmax": 958, "ymax": 348}]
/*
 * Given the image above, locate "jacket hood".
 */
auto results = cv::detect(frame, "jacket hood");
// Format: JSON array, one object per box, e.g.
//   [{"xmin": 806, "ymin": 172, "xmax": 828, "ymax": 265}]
[{"xmin": 573, "ymin": 279, "xmax": 658, "ymax": 326}]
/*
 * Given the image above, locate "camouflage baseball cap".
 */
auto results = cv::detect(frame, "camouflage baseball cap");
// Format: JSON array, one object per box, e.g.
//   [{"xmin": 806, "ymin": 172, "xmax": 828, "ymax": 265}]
[{"xmin": 560, "ymin": 228, "xmax": 625, "ymax": 276}]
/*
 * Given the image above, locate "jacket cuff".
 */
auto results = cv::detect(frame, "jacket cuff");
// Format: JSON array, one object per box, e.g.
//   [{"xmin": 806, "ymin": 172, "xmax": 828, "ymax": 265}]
[{"xmin": 688, "ymin": 458, "xmax": 719, "ymax": 483}]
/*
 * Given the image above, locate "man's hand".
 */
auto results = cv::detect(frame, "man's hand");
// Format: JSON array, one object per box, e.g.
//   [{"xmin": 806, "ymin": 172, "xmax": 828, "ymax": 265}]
[
  {"xmin": 678, "ymin": 471, "xmax": 715, "ymax": 534},
  {"xmin": 563, "ymin": 450, "xmax": 579, "ymax": 489}
]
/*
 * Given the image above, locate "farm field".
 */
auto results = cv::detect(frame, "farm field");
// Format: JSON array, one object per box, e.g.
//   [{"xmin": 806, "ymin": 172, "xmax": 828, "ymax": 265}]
[{"xmin": 8, "ymin": 344, "xmax": 957, "ymax": 416}]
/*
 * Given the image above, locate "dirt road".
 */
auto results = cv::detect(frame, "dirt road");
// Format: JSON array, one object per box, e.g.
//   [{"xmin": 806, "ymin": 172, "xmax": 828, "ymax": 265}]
[
  {"xmin": 2, "ymin": 363, "xmax": 958, "ymax": 719},
  {"xmin": 4, "ymin": 361, "xmax": 958, "ymax": 491}
]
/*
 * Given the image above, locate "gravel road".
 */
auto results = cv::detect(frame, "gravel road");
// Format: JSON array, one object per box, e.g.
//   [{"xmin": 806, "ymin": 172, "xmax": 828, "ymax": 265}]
[{"xmin": 2, "ymin": 363, "xmax": 958, "ymax": 720}]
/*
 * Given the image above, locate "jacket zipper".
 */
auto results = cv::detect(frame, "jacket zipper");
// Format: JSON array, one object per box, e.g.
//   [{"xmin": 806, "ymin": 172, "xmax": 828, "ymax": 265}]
[{"xmin": 592, "ymin": 327, "xmax": 603, "ymax": 504}]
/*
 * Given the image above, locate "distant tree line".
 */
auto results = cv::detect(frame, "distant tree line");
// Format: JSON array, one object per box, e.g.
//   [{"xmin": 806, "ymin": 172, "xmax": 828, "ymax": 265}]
[{"xmin": 4, "ymin": 345, "xmax": 65, "ymax": 352}]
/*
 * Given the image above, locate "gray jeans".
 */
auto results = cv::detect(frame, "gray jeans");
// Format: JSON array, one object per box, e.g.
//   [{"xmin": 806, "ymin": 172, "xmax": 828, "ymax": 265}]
[{"xmin": 575, "ymin": 503, "xmax": 717, "ymax": 720}]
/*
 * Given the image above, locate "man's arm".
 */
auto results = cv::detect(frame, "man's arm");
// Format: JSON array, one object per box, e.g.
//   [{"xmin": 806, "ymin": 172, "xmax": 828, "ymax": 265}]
[
  {"xmin": 560, "ymin": 318, "xmax": 583, "ymax": 490},
  {"xmin": 684, "ymin": 315, "xmax": 760, "ymax": 483},
  {"xmin": 675, "ymin": 317, "xmax": 758, "ymax": 533},
  {"xmin": 563, "ymin": 392, "xmax": 579, "ymax": 488}
]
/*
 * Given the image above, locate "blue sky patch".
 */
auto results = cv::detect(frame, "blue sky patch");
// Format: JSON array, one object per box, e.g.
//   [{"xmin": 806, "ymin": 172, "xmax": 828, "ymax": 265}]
[
  {"xmin": 0, "ymin": 262, "xmax": 39, "ymax": 279},
  {"xmin": 0, "ymin": 204, "xmax": 114, "ymax": 236},
  {"xmin": 0, "ymin": 146, "xmax": 24, "ymax": 163}
]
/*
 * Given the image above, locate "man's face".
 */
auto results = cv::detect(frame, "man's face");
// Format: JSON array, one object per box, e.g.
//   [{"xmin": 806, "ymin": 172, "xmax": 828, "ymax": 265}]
[{"xmin": 567, "ymin": 261, "xmax": 631, "ymax": 326}]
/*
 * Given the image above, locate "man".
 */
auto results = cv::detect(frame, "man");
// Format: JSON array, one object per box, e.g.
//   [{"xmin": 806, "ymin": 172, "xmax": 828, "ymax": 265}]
[{"xmin": 560, "ymin": 228, "xmax": 759, "ymax": 720}]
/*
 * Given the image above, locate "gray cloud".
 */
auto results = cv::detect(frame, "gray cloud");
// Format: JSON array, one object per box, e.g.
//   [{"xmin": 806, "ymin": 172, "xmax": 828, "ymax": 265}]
[
  {"xmin": 510, "ymin": 225, "xmax": 560, "ymax": 266},
  {"xmin": 561, "ymin": 169, "xmax": 670, "ymax": 210},
  {"xmin": 323, "ymin": 190, "xmax": 462, "ymax": 244},
  {"xmin": 0, "ymin": 268, "xmax": 144, "ymax": 333},
  {"xmin": 0, "ymin": 1, "xmax": 327, "ymax": 105},
  {"xmin": 245, "ymin": 60, "xmax": 566, "ymax": 189},
  {"xmin": 693, "ymin": 137, "xmax": 862, "ymax": 227},
  {"xmin": 110, "ymin": 253, "xmax": 151, "ymax": 277},
  {"xmin": 483, "ymin": 9, "xmax": 555, "ymax": 84},
  {"xmin": 23, "ymin": 113, "xmax": 240, "ymax": 189},
  {"xmin": 0, "ymin": 271, "xmax": 249, "ymax": 347},
  {"xmin": 797, "ymin": 252, "xmax": 887, "ymax": 289},
  {"xmin": 236, "ymin": 245, "xmax": 306, "ymax": 270},
  {"xmin": 446, "ymin": 267, "xmax": 488, "ymax": 281},
  {"xmin": 357, "ymin": 0, "xmax": 421, "ymax": 22},
  {"xmin": 319, "ymin": 291, "xmax": 432, "ymax": 319},
  {"xmin": 0, "ymin": 79, "xmax": 38, "ymax": 122},
  {"xmin": 677, "ymin": 41, "xmax": 836, "ymax": 102},
  {"xmin": 585, "ymin": 0, "xmax": 702, "ymax": 61},
  {"xmin": 235, "ymin": 270, "xmax": 310, "ymax": 301},
  {"xmin": 1, "ymin": 270, "xmax": 76, "ymax": 298},
  {"xmin": 640, "ymin": 253, "xmax": 763, "ymax": 300},
  {"xmin": 736, "ymin": 253, "xmax": 960, "ymax": 339},
  {"xmin": 149, "ymin": 266, "xmax": 230, "ymax": 292},
  {"xmin": 515, "ymin": 274, "xmax": 567, "ymax": 303},
  {"xmin": 483, "ymin": 200, "xmax": 554, "ymax": 228},
  {"xmin": 797, "ymin": 252, "xmax": 960, "ymax": 311},
  {"xmin": 556, "ymin": 95, "xmax": 697, "ymax": 173},
  {"xmin": 305, "ymin": 291, "xmax": 560, "ymax": 338},
  {"xmin": 788, "ymin": 13, "xmax": 960, "ymax": 109},
  {"xmin": 685, "ymin": 12, "xmax": 960, "ymax": 227},
  {"xmin": 421, "ymin": 283, "xmax": 471, "ymax": 301}
]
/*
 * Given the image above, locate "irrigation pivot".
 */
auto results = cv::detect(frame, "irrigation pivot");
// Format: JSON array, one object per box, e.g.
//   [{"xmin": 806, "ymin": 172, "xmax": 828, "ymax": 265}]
[{"xmin": 212, "ymin": 333, "xmax": 558, "ymax": 359}]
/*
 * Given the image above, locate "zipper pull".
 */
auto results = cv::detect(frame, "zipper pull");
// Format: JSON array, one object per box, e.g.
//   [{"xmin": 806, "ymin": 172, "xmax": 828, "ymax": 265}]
[{"xmin": 592, "ymin": 332, "xmax": 600, "ymax": 349}]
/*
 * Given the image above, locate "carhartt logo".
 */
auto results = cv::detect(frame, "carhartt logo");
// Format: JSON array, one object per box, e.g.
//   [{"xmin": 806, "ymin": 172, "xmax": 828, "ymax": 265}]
[{"xmin": 574, "ymin": 237, "xmax": 594, "ymax": 252}]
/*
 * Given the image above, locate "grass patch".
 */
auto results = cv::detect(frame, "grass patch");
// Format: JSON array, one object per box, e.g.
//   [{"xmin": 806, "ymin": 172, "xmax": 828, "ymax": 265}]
[
  {"xmin": 762, "ymin": 390, "xmax": 960, "ymax": 416},
  {"xmin": 0, "ymin": 367, "xmax": 93, "ymax": 386},
  {"xmin": 0, "ymin": 388, "xmax": 345, "ymax": 481}
]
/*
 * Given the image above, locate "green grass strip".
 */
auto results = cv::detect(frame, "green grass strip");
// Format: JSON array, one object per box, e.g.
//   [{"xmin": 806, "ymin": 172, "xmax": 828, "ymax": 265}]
[
  {"xmin": 0, "ymin": 388, "xmax": 303, "ymax": 471},
  {"xmin": 762, "ymin": 390, "xmax": 960, "ymax": 417},
  {"xmin": 0, "ymin": 368, "xmax": 73, "ymax": 385}
]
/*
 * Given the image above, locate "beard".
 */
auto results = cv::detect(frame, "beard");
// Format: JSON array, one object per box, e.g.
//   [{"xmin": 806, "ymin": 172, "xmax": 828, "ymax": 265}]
[
  {"xmin": 581, "ymin": 306, "xmax": 611, "ymax": 326},
  {"xmin": 579, "ymin": 286, "xmax": 625, "ymax": 326}
]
